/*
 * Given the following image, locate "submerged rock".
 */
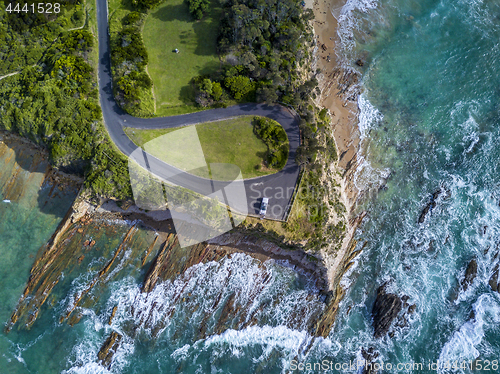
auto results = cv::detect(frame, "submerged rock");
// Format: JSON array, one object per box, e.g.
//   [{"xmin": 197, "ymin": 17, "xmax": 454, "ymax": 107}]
[
  {"xmin": 372, "ymin": 285, "xmax": 402, "ymax": 338},
  {"xmin": 108, "ymin": 305, "xmax": 118, "ymax": 325},
  {"xmin": 361, "ymin": 347, "xmax": 380, "ymax": 374},
  {"xmin": 461, "ymin": 259, "xmax": 478, "ymax": 292},
  {"xmin": 418, "ymin": 189, "xmax": 441, "ymax": 223},
  {"xmin": 489, "ymin": 265, "xmax": 499, "ymax": 292}
]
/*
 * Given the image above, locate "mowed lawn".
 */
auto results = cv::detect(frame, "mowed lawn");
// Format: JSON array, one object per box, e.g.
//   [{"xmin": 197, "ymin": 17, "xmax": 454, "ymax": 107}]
[
  {"xmin": 142, "ymin": 0, "xmax": 221, "ymax": 116},
  {"xmin": 124, "ymin": 117, "xmax": 283, "ymax": 180}
]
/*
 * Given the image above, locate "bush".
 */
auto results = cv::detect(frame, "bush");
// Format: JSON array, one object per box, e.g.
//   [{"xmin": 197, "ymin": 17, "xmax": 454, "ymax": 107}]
[
  {"xmin": 132, "ymin": 0, "xmax": 163, "ymax": 10},
  {"xmin": 253, "ymin": 117, "xmax": 289, "ymax": 169},
  {"xmin": 224, "ymin": 75, "xmax": 255, "ymax": 100},
  {"xmin": 186, "ymin": 0, "xmax": 210, "ymax": 20},
  {"xmin": 123, "ymin": 11, "xmax": 142, "ymax": 26}
]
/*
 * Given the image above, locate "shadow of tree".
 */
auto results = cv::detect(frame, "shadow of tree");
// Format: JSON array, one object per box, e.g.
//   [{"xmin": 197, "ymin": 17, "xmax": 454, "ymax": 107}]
[
  {"xmin": 149, "ymin": 2, "xmax": 221, "ymax": 56},
  {"xmin": 145, "ymin": 0, "xmax": 223, "ymax": 107},
  {"xmin": 120, "ymin": 0, "xmax": 137, "ymax": 13}
]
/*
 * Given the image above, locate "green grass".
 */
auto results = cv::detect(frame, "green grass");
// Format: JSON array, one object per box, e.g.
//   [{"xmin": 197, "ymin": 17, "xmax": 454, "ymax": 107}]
[
  {"xmin": 124, "ymin": 116, "xmax": 285, "ymax": 179},
  {"xmin": 142, "ymin": 0, "xmax": 222, "ymax": 116}
]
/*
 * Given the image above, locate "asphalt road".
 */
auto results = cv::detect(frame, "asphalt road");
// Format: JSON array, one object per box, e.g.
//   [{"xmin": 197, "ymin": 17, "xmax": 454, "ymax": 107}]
[{"xmin": 96, "ymin": 0, "xmax": 300, "ymax": 220}]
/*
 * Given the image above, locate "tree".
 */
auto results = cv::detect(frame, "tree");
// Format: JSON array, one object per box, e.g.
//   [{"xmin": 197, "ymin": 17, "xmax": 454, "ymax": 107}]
[
  {"xmin": 211, "ymin": 82, "xmax": 223, "ymax": 101},
  {"xmin": 224, "ymin": 75, "xmax": 255, "ymax": 100},
  {"xmin": 186, "ymin": 0, "xmax": 210, "ymax": 20}
]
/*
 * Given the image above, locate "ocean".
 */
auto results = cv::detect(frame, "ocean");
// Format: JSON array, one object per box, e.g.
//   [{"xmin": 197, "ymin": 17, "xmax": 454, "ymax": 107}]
[{"xmin": 2, "ymin": 0, "xmax": 500, "ymax": 372}]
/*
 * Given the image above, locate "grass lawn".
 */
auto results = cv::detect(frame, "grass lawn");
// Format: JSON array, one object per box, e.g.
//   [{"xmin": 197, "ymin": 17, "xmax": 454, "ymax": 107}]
[
  {"xmin": 142, "ymin": 0, "xmax": 222, "ymax": 116},
  {"xmin": 124, "ymin": 116, "xmax": 286, "ymax": 180}
]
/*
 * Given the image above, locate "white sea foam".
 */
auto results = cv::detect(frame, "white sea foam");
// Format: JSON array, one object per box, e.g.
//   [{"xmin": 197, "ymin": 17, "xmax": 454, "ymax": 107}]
[
  {"xmin": 352, "ymin": 95, "xmax": 391, "ymax": 192},
  {"xmin": 336, "ymin": 0, "xmax": 380, "ymax": 53},
  {"xmin": 353, "ymin": 154, "xmax": 391, "ymax": 193},
  {"xmin": 358, "ymin": 94, "xmax": 383, "ymax": 139},
  {"xmin": 438, "ymin": 294, "xmax": 500, "ymax": 370},
  {"xmin": 63, "ymin": 314, "xmax": 135, "ymax": 374},
  {"xmin": 203, "ymin": 325, "xmax": 312, "ymax": 361},
  {"xmin": 60, "ymin": 252, "xmax": 325, "ymax": 372}
]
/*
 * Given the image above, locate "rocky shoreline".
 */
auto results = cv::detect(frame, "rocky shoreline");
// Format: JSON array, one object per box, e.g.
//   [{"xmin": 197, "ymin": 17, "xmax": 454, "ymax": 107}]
[{"xmin": 2, "ymin": 0, "xmax": 369, "ymax": 358}]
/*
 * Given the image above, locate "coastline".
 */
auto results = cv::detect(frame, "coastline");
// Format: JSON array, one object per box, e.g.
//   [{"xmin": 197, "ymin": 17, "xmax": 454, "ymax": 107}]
[
  {"xmin": 1, "ymin": 0, "xmax": 365, "ymax": 343},
  {"xmin": 306, "ymin": 0, "xmax": 365, "ymax": 291},
  {"xmin": 91, "ymin": 0, "xmax": 365, "ymax": 295}
]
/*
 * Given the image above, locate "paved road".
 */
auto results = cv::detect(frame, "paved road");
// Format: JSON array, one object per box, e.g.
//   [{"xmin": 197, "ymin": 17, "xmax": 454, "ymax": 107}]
[{"xmin": 96, "ymin": 0, "xmax": 300, "ymax": 220}]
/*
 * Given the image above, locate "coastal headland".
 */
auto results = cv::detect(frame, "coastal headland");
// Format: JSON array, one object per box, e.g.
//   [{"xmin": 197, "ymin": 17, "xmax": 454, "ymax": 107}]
[{"xmin": 2, "ymin": 0, "xmax": 366, "ymax": 355}]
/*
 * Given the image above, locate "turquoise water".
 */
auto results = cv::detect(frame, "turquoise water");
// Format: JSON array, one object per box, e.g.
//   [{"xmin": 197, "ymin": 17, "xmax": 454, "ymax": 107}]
[
  {"xmin": 323, "ymin": 0, "xmax": 500, "ymax": 371},
  {"xmin": 3, "ymin": 0, "xmax": 500, "ymax": 372},
  {"xmin": 0, "ymin": 142, "xmax": 326, "ymax": 372},
  {"xmin": 0, "ymin": 141, "xmax": 78, "ymax": 373}
]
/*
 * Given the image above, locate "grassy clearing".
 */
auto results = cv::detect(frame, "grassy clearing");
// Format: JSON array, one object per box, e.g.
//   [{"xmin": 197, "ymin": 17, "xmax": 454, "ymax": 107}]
[
  {"xmin": 124, "ymin": 116, "xmax": 284, "ymax": 179},
  {"xmin": 142, "ymin": 0, "xmax": 222, "ymax": 116}
]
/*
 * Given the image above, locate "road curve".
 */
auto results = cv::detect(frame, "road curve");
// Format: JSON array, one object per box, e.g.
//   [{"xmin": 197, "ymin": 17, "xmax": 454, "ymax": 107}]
[{"xmin": 96, "ymin": 0, "xmax": 300, "ymax": 220}]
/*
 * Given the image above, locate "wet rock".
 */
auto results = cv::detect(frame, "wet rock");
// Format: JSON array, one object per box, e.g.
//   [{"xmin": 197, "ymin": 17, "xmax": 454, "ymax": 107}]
[
  {"xmin": 314, "ymin": 286, "xmax": 344, "ymax": 338},
  {"xmin": 372, "ymin": 285, "xmax": 402, "ymax": 338},
  {"xmin": 108, "ymin": 305, "xmax": 118, "ymax": 325},
  {"xmin": 461, "ymin": 259, "xmax": 477, "ymax": 292},
  {"xmin": 418, "ymin": 189, "xmax": 441, "ymax": 223},
  {"xmin": 356, "ymin": 59, "xmax": 365, "ymax": 67},
  {"xmin": 98, "ymin": 331, "xmax": 122, "ymax": 369},
  {"xmin": 489, "ymin": 266, "xmax": 499, "ymax": 292},
  {"xmin": 408, "ymin": 304, "xmax": 416, "ymax": 314},
  {"xmin": 68, "ymin": 312, "xmax": 82, "ymax": 326},
  {"xmin": 361, "ymin": 347, "xmax": 380, "ymax": 374},
  {"xmin": 141, "ymin": 235, "xmax": 158, "ymax": 266}
]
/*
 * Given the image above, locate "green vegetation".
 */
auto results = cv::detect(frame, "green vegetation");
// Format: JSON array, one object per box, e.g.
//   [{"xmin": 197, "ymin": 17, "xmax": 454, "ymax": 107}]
[
  {"xmin": 186, "ymin": 0, "xmax": 209, "ymax": 20},
  {"xmin": 124, "ymin": 0, "xmax": 318, "ymax": 116},
  {"xmin": 108, "ymin": 0, "xmax": 154, "ymax": 117},
  {"xmin": 0, "ymin": 0, "xmax": 85, "ymax": 75},
  {"xmin": 253, "ymin": 117, "xmax": 289, "ymax": 170},
  {"xmin": 185, "ymin": 0, "xmax": 318, "ymax": 111},
  {"xmin": 142, "ymin": 0, "xmax": 222, "ymax": 115},
  {"xmin": 242, "ymin": 110, "xmax": 345, "ymax": 251},
  {"xmin": 124, "ymin": 116, "xmax": 286, "ymax": 179},
  {"xmin": 0, "ymin": 0, "xmax": 132, "ymax": 199},
  {"xmin": 0, "ymin": 0, "xmax": 347, "ymax": 252}
]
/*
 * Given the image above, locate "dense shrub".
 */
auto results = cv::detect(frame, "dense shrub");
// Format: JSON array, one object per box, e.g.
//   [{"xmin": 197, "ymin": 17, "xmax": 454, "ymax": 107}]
[
  {"xmin": 0, "ymin": 18, "xmax": 132, "ymax": 198},
  {"xmin": 111, "ymin": 20, "xmax": 153, "ymax": 116},
  {"xmin": 253, "ymin": 117, "xmax": 289, "ymax": 169},
  {"xmin": 0, "ymin": 0, "xmax": 84, "ymax": 75},
  {"xmin": 131, "ymin": 0, "xmax": 163, "ymax": 10}
]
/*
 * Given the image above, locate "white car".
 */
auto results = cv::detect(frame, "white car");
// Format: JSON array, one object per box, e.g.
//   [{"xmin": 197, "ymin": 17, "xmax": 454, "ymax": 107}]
[{"xmin": 259, "ymin": 198, "xmax": 269, "ymax": 217}]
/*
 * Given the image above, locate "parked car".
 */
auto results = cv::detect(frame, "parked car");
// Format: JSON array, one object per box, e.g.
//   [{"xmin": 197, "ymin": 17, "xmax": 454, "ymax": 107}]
[{"xmin": 259, "ymin": 197, "xmax": 269, "ymax": 217}]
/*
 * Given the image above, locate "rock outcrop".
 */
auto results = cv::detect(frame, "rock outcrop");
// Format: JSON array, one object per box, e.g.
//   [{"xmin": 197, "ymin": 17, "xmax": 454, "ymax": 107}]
[
  {"xmin": 489, "ymin": 265, "xmax": 499, "ymax": 292},
  {"xmin": 361, "ymin": 347, "xmax": 380, "ymax": 374},
  {"xmin": 98, "ymin": 331, "xmax": 122, "ymax": 369},
  {"xmin": 461, "ymin": 258, "xmax": 478, "ymax": 292},
  {"xmin": 372, "ymin": 285, "xmax": 402, "ymax": 338},
  {"xmin": 418, "ymin": 189, "xmax": 441, "ymax": 223}
]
